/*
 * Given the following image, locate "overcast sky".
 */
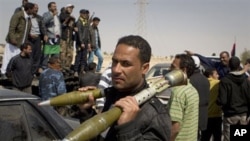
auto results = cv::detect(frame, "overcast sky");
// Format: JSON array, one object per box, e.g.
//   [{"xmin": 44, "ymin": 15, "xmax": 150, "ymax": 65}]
[{"xmin": 0, "ymin": 0, "xmax": 249, "ymax": 57}]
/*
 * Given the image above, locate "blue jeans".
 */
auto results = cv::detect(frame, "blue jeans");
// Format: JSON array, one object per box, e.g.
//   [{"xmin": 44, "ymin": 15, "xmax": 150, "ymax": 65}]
[{"xmin": 88, "ymin": 47, "xmax": 103, "ymax": 72}]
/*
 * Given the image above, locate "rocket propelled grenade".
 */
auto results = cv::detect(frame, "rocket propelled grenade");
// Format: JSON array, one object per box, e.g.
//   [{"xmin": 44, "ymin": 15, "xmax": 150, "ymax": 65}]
[
  {"xmin": 38, "ymin": 89, "xmax": 102, "ymax": 106},
  {"xmin": 62, "ymin": 70, "xmax": 187, "ymax": 141}
]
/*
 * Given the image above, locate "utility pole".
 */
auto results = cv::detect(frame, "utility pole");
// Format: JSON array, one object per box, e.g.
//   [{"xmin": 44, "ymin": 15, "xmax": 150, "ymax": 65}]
[{"xmin": 134, "ymin": 0, "xmax": 148, "ymax": 38}]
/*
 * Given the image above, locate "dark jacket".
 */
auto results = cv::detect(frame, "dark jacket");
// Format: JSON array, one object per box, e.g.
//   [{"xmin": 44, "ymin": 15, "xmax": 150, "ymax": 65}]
[
  {"xmin": 102, "ymin": 81, "xmax": 171, "ymax": 141},
  {"xmin": 36, "ymin": 14, "xmax": 47, "ymax": 38},
  {"xmin": 6, "ymin": 11, "xmax": 32, "ymax": 47},
  {"xmin": 195, "ymin": 54, "xmax": 230, "ymax": 79},
  {"xmin": 89, "ymin": 25, "xmax": 101, "ymax": 49},
  {"xmin": 75, "ymin": 17, "xmax": 91, "ymax": 46},
  {"xmin": 59, "ymin": 11, "xmax": 75, "ymax": 41},
  {"xmin": 42, "ymin": 11, "xmax": 61, "ymax": 38},
  {"xmin": 217, "ymin": 72, "xmax": 250, "ymax": 117},
  {"xmin": 190, "ymin": 69, "xmax": 210, "ymax": 130},
  {"xmin": 6, "ymin": 54, "xmax": 33, "ymax": 88},
  {"xmin": 14, "ymin": 6, "xmax": 23, "ymax": 14}
]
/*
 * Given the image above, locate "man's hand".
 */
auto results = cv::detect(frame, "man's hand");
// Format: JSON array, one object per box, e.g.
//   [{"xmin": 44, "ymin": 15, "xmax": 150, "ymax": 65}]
[
  {"xmin": 114, "ymin": 96, "xmax": 139, "ymax": 125},
  {"xmin": 87, "ymin": 44, "xmax": 91, "ymax": 52},
  {"xmin": 43, "ymin": 35, "xmax": 48, "ymax": 42},
  {"xmin": 184, "ymin": 50, "xmax": 194, "ymax": 56},
  {"xmin": 10, "ymin": 39, "xmax": 17, "ymax": 45},
  {"xmin": 30, "ymin": 34, "xmax": 38, "ymax": 38},
  {"xmin": 78, "ymin": 86, "xmax": 97, "ymax": 110},
  {"xmin": 74, "ymin": 27, "xmax": 78, "ymax": 32},
  {"xmin": 81, "ymin": 44, "xmax": 85, "ymax": 49}
]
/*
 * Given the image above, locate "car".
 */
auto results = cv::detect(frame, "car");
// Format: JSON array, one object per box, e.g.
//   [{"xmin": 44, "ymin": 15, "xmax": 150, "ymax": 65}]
[
  {"xmin": 146, "ymin": 63, "xmax": 171, "ymax": 79},
  {"xmin": 0, "ymin": 88, "xmax": 80, "ymax": 141},
  {"xmin": 146, "ymin": 63, "xmax": 172, "ymax": 104}
]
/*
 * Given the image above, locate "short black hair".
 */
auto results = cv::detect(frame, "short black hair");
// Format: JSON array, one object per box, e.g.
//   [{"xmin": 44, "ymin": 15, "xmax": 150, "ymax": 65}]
[
  {"xmin": 219, "ymin": 51, "xmax": 230, "ymax": 58},
  {"xmin": 174, "ymin": 54, "xmax": 195, "ymax": 78},
  {"xmin": 80, "ymin": 9, "xmax": 89, "ymax": 14},
  {"xmin": 203, "ymin": 68, "xmax": 217, "ymax": 78},
  {"xmin": 93, "ymin": 17, "xmax": 100, "ymax": 21},
  {"xmin": 116, "ymin": 35, "xmax": 151, "ymax": 64},
  {"xmin": 48, "ymin": 2, "xmax": 56, "ymax": 8},
  {"xmin": 20, "ymin": 42, "xmax": 32, "ymax": 51},
  {"xmin": 48, "ymin": 56, "xmax": 60, "ymax": 64},
  {"xmin": 88, "ymin": 62, "xmax": 97, "ymax": 71},
  {"xmin": 24, "ymin": 2, "xmax": 34, "ymax": 11},
  {"xmin": 229, "ymin": 56, "xmax": 241, "ymax": 71}
]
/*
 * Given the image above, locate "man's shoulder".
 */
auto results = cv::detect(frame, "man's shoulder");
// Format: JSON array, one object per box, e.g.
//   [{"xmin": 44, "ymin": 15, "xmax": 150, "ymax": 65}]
[
  {"xmin": 172, "ymin": 83, "xmax": 199, "ymax": 97},
  {"xmin": 42, "ymin": 68, "xmax": 61, "ymax": 74},
  {"xmin": 42, "ymin": 11, "xmax": 52, "ymax": 17},
  {"xmin": 10, "ymin": 54, "xmax": 21, "ymax": 61},
  {"xmin": 35, "ymin": 14, "xmax": 43, "ymax": 19},
  {"xmin": 12, "ymin": 10, "xmax": 24, "ymax": 18}
]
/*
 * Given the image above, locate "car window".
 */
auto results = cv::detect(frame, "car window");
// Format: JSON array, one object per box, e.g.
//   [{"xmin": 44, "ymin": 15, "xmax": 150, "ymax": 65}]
[
  {"xmin": 23, "ymin": 102, "xmax": 58, "ymax": 141},
  {"xmin": 146, "ymin": 65, "xmax": 171, "ymax": 78},
  {"xmin": 0, "ymin": 102, "xmax": 58, "ymax": 141},
  {"xmin": 0, "ymin": 104, "xmax": 29, "ymax": 141}
]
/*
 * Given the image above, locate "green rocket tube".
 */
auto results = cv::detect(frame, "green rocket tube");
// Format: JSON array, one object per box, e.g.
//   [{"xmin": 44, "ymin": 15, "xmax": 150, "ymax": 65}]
[
  {"xmin": 38, "ymin": 89, "xmax": 102, "ymax": 106},
  {"xmin": 62, "ymin": 70, "xmax": 186, "ymax": 141}
]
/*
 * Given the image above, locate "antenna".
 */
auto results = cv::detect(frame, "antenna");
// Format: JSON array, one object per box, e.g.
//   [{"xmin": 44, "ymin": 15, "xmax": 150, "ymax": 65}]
[{"xmin": 134, "ymin": 0, "xmax": 148, "ymax": 38}]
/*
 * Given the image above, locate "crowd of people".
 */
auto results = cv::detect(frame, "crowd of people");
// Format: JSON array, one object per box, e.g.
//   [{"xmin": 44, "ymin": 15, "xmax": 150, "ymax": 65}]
[
  {"xmin": 1, "ymin": 0, "xmax": 103, "ymax": 86},
  {"xmin": 1, "ymin": 0, "xmax": 250, "ymax": 141}
]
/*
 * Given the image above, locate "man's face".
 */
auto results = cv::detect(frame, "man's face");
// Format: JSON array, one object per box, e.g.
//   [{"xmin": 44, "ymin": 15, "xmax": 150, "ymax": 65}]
[
  {"xmin": 23, "ymin": 45, "xmax": 32, "ymax": 56},
  {"xmin": 81, "ymin": 13, "xmax": 89, "ymax": 19},
  {"xmin": 33, "ymin": 4, "xmax": 38, "ymax": 15},
  {"xmin": 66, "ymin": 6, "xmax": 73, "ymax": 14},
  {"xmin": 92, "ymin": 21, "xmax": 99, "ymax": 27},
  {"xmin": 211, "ymin": 70, "xmax": 219, "ymax": 80},
  {"xmin": 111, "ymin": 44, "xmax": 149, "ymax": 92},
  {"xmin": 50, "ymin": 59, "xmax": 62, "ymax": 71},
  {"xmin": 26, "ymin": 6, "xmax": 35, "ymax": 15},
  {"xmin": 220, "ymin": 53, "xmax": 230, "ymax": 66},
  {"xmin": 22, "ymin": 0, "xmax": 28, "ymax": 6},
  {"xmin": 170, "ymin": 58, "xmax": 181, "ymax": 70},
  {"xmin": 49, "ymin": 3, "xmax": 57, "ymax": 12}
]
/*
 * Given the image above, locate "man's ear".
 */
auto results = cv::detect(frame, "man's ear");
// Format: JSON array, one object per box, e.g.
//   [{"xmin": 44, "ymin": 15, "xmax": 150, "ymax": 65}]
[
  {"xmin": 183, "ymin": 68, "xmax": 187, "ymax": 76},
  {"xmin": 142, "ymin": 62, "xmax": 150, "ymax": 75}
]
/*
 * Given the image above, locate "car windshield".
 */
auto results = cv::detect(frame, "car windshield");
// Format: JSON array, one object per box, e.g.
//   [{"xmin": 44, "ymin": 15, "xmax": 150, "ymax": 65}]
[
  {"xmin": 146, "ymin": 63, "xmax": 171, "ymax": 78},
  {"xmin": 0, "ymin": 102, "xmax": 58, "ymax": 141}
]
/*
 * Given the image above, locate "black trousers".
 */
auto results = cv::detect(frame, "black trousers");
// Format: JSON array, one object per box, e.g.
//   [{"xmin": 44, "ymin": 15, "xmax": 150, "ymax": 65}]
[
  {"xmin": 201, "ymin": 117, "xmax": 222, "ymax": 141},
  {"xmin": 28, "ymin": 36, "xmax": 42, "ymax": 73},
  {"xmin": 74, "ymin": 45, "xmax": 88, "ymax": 73}
]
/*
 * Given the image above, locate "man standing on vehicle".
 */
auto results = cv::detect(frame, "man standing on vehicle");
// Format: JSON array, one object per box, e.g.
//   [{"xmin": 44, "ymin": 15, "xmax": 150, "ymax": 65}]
[
  {"xmin": 73, "ymin": 9, "xmax": 91, "ymax": 77},
  {"xmin": 88, "ymin": 17, "xmax": 103, "ymax": 72},
  {"xmin": 7, "ymin": 42, "xmax": 33, "ymax": 93},
  {"xmin": 1, "ymin": 2, "xmax": 34, "ymax": 79},
  {"xmin": 41, "ymin": 2, "xmax": 61, "ymax": 70},
  {"xmin": 59, "ymin": 4, "xmax": 75, "ymax": 70},
  {"xmin": 28, "ymin": 3, "xmax": 48, "ymax": 75}
]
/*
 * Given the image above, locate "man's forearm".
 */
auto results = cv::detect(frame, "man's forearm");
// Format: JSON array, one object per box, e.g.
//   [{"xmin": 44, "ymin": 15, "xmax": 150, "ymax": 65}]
[{"xmin": 171, "ymin": 121, "xmax": 180, "ymax": 141}]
